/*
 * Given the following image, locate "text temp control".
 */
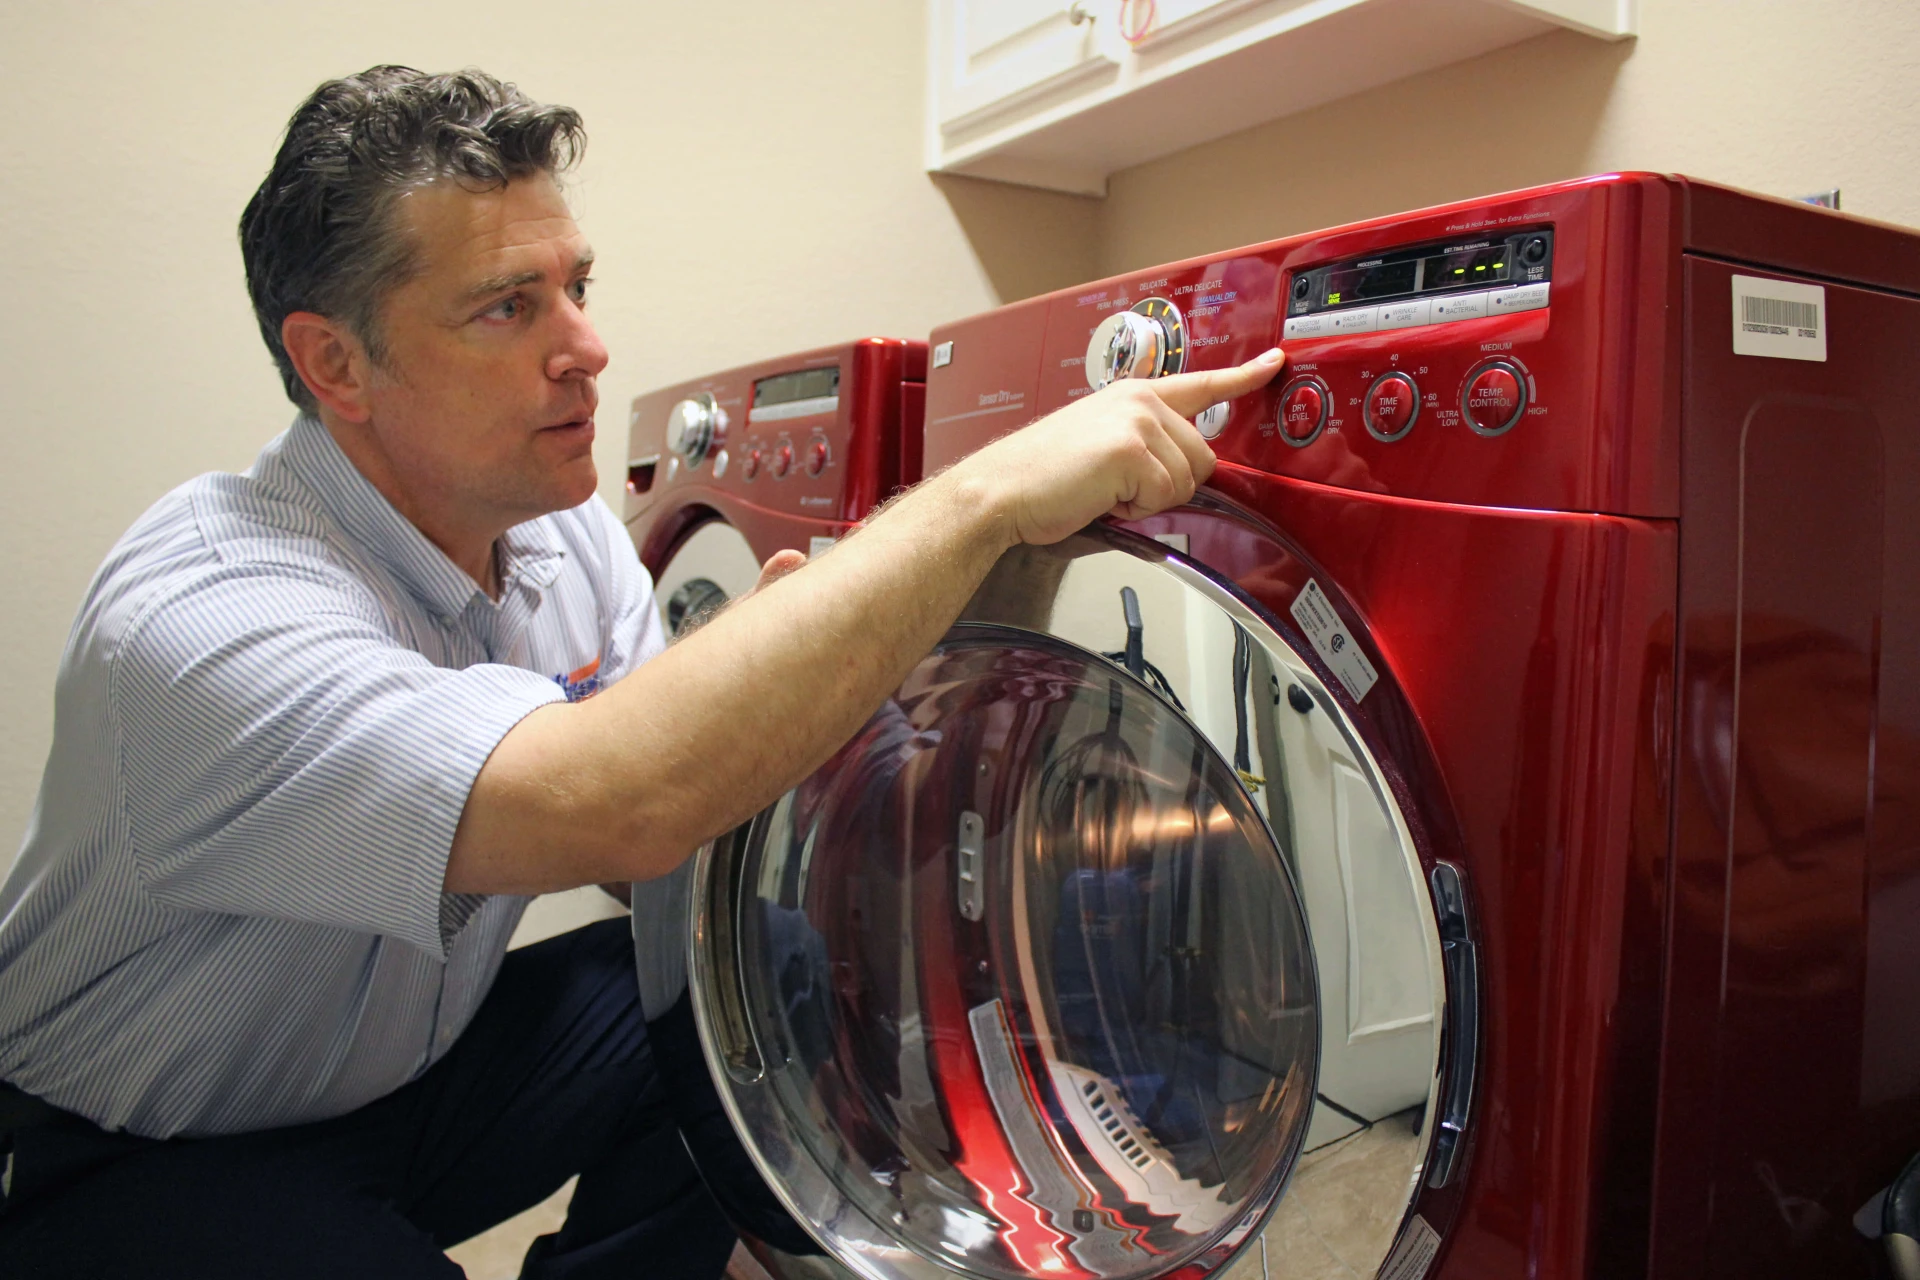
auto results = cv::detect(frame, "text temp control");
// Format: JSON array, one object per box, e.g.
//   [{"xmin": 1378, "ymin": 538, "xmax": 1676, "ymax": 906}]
[{"xmin": 1464, "ymin": 360, "xmax": 1528, "ymax": 435}]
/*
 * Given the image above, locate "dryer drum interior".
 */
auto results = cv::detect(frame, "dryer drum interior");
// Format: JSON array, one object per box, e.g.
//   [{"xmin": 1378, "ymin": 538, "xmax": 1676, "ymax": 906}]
[{"xmin": 690, "ymin": 526, "xmax": 1456, "ymax": 1280}]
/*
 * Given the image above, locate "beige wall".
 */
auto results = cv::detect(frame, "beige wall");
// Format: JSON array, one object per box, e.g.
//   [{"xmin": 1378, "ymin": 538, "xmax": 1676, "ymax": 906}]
[
  {"xmin": 0, "ymin": 2, "xmax": 1098, "ymax": 857},
  {"xmin": 1098, "ymin": 0, "xmax": 1920, "ymax": 274},
  {"xmin": 4, "ymin": 0, "xmax": 1917, "ymax": 859}
]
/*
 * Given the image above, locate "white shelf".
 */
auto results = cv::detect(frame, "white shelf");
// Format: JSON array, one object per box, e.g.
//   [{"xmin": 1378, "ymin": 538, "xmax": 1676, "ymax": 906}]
[{"xmin": 927, "ymin": 0, "xmax": 1635, "ymax": 196}]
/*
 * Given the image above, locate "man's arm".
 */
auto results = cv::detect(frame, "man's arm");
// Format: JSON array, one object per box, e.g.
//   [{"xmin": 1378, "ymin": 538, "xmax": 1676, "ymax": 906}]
[{"xmin": 444, "ymin": 352, "xmax": 1285, "ymax": 895}]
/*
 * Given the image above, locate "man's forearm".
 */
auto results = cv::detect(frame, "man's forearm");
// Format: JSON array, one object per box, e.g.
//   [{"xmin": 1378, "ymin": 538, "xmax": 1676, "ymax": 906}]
[{"xmin": 447, "ymin": 467, "xmax": 1012, "ymax": 893}]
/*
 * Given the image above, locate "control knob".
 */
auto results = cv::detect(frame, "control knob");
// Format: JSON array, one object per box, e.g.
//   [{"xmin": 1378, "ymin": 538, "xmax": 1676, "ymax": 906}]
[
  {"xmin": 1085, "ymin": 298, "xmax": 1187, "ymax": 391},
  {"xmin": 665, "ymin": 393, "xmax": 726, "ymax": 466},
  {"xmin": 770, "ymin": 442, "xmax": 794, "ymax": 479},
  {"xmin": 1462, "ymin": 360, "xmax": 1528, "ymax": 436},
  {"xmin": 1277, "ymin": 376, "xmax": 1329, "ymax": 447}
]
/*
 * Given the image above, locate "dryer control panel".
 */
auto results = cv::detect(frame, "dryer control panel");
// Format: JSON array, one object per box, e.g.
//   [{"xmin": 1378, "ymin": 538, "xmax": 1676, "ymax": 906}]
[
  {"xmin": 624, "ymin": 338, "xmax": 927, "ymax": 529},
  {"xmin": 924, "ymin": 174, "xmax": 1685, "ymax": 519}
]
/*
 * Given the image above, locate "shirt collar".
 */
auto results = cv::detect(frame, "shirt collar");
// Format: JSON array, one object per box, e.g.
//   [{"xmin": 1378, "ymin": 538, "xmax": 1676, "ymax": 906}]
[{"xmin": 277, "ymin": 416, "xmax": 567, "ymax": 622}]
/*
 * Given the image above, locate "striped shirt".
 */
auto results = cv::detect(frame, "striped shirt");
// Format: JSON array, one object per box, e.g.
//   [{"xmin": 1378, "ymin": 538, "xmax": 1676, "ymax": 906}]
[{"xmin": 0, "ymin": 415, "xmax": 663, "ymax": 1138}]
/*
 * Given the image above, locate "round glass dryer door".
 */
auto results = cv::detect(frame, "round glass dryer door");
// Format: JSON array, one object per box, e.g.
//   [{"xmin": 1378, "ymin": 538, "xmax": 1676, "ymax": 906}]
[{"xmin": 690, "ymin": 527, "xmax": 1448, "ymax": 1280}]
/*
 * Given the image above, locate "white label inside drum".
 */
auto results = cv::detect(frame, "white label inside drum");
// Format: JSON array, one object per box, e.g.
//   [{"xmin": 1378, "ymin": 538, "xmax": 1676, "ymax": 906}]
[
  {"xmin": 1732, "ymin": 273, "xmax": 1826, "ymax": 362},
  {"xmin": 1377, "ymin": 1214, "xmax": 1442, "ymax": 1280},
  {"xmin": 1290, "ymin": 579, "xmax": 1379, "ymax": 702}
]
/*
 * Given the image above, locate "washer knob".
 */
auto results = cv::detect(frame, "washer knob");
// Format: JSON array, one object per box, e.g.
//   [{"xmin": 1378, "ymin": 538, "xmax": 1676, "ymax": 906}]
[
  {"xmin": 665, "ymin": 394, "xmax": 726, "ymax": 466},
  {"xmin": 806, "ymin": 439, "xmax": 831, "ymax": 477},
  {"xmin": 771, "ymin": 442, "xmax": 794, "ymax": 479},
  {"xmin": 1085, "ymin": 299, "xmax": 1187, "ymax": 391},
  {"xmin": 1463, "ymin": 360, "xmax": 1528, "ymax": 435}
]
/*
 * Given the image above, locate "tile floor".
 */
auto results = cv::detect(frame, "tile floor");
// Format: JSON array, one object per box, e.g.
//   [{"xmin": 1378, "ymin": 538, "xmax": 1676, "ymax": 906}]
[{"xmin": 1225, "ymin": 1112, "xmax": 1425, "ymax": 1280}]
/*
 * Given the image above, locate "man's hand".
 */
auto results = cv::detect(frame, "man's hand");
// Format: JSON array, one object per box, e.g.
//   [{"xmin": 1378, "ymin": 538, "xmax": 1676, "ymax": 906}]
[{"xmin": 951, "ymin": 347, "xmax": 1287, "ymax": 549}]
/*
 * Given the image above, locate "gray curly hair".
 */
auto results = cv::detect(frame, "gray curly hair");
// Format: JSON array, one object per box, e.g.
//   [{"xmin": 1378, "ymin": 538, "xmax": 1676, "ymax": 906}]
[{"xmin": 239, "ymin": 66, "xmax": 586, "ymax": 409}]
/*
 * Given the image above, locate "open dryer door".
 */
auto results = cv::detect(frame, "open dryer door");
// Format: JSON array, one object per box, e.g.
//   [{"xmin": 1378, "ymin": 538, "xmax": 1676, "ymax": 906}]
[{"xmin": 687, "ymin": 525, "xmax": 1468, "ymax": 1280}]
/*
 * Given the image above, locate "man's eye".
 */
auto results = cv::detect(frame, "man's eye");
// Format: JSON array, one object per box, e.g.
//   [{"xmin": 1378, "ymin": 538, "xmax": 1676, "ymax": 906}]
[
  {"xmin": 569, "ymin": 277, "xmax": 592, "ymax": 305},
  {"xmin": 482, "ymin": 296, "xmax": 523, "ymax": 321}
]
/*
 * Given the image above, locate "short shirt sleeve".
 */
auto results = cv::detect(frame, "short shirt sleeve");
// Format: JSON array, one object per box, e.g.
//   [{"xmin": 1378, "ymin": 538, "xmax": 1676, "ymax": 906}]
[{"xmin": 110, "ymin": 563, "xmax": 564, "ymax": 957}]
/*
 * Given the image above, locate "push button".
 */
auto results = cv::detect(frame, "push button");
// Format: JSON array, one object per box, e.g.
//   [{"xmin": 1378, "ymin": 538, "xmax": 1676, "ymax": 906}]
[
  {"xmin": 1363, "ymin": 372, "xmax": 1418, "ymax": 442},
  {"xmin": 1463, "ymin": 362, "xmax": 1526, "ymax": 435},
  {"xmin": 1278, "ymin": 377, "xmax": 1328, "ymax": 446}
]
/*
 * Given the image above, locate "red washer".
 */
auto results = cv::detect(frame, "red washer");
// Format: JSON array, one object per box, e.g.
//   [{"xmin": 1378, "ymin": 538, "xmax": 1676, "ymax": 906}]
[
  {"xmin": 1278, "ymin": 376, "xmax": 1328, "ymax": 445},
  {"xmin": 1463, "ymin": 360, "xmax": 1526, "ymax": 435},
  {"xmin": 915, "ymin": 173, "xmax": 1920, "ymax": 1280},
  {"xmin": 1364, "ymin": 371, "xmax": 1420, "ymax": 441}
]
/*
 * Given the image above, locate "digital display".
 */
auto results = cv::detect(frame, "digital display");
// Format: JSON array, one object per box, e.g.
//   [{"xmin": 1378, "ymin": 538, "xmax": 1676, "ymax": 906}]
[
  {"xmin": 1289, "ymin": 227, "xmax": 1551, "ymax": 318},
  {"xmin": 1321, "ymin": 259, "xmax": 1417, "ymax": 307},
  {"xmin": 753, "ymin": 366, "xmax": 840, "ymax": 408},
  {"xmin": 1419, "ymin": 246, "xmax": 1511, "ymax": 293}
]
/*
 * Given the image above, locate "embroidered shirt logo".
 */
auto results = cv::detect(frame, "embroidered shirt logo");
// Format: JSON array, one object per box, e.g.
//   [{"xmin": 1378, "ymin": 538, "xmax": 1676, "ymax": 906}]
[{"xmin": 555, "ymin": 656, "xmax": 603, "ymax": 702}]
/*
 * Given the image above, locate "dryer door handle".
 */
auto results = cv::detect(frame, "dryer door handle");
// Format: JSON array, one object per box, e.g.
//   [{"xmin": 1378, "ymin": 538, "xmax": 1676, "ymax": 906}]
[{"xmin": 1427, "ymin": 861, "xmax": 1479, "ymax": 1189}]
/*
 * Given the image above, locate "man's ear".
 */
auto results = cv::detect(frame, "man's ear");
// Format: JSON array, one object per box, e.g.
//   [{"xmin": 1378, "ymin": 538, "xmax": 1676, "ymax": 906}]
[{"xmin": 281, "ymin": 311, "xmax": 375, "ymax": 423}]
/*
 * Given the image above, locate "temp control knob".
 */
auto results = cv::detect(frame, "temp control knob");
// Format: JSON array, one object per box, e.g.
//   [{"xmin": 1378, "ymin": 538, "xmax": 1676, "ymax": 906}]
[
  {"xmin": 770, "ymin": 442, "xmax": 794, "ymax": 479},
  {"xmin": 1085, "ymin": 298, "xmax": 1187, "ymax": 391},
  {"xmin": 665, "ymin": 393, "xmax": 726, "ymax": 466},
  {"xmin": 1278, "ymin": 376, "xmax": 1329, "ymax": 447},
  {"xmin": 806, "ymin": 438, "xmax": 830, "ymax": 477},
  {"xmin": 1363, "ymin": 372, "xmax": 1419, "ymax": 442},
  {"xmin": 743, "ymin": 447, "xmax": 762, "ymax": 481},
  {"xmin": 1463, "ymin": 360, "xmax": 1527, "ymax": 435}
]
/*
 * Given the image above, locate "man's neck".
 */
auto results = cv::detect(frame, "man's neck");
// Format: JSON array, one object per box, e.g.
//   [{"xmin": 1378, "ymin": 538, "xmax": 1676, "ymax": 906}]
[{"xmin": 317, "ymin": 411, "xmax": 505, "ymax": 599}]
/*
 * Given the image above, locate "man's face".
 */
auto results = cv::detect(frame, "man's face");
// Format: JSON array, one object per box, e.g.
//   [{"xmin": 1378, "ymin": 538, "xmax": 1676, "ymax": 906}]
[{"xmin": 361, "ymin": 174, "xmax": 606, "ymax": 529}]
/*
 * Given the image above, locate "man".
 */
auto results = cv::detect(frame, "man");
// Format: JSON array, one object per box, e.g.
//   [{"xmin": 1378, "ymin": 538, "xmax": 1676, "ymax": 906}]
[{"xmin": 0, "ymin": 67, "xmax": 1283, "ymax": 1277}]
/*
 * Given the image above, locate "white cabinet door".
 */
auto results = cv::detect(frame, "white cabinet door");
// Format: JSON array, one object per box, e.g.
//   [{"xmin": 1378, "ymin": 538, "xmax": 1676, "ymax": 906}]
[{"xmin": 928, "ymin": 0, "xmax": 1118, "ymax": 192}]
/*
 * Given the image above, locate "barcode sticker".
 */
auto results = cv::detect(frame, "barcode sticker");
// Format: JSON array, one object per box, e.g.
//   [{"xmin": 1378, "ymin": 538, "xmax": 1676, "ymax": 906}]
[{"xmin": 1732, "ymin": 274, "xmax": 1826, "ymax": 362}]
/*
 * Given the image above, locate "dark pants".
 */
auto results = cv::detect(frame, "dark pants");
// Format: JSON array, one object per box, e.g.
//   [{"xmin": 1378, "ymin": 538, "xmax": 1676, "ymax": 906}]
[{"xmin": 0, "ymin": 918, "xmax": 738, "ymax": 1279}]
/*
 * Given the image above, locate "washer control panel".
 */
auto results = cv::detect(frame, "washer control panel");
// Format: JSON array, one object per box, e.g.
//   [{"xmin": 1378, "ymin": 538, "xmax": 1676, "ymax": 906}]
[{"xmin": 925, "ymin": 175, "xmax": 1689, "ymax": 515}]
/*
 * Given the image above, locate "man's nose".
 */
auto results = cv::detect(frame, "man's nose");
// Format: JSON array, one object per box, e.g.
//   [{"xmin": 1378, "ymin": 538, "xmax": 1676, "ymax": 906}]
[{"xmin": 547, "ymin": 297, "xmax": 609, "ymax": 381}]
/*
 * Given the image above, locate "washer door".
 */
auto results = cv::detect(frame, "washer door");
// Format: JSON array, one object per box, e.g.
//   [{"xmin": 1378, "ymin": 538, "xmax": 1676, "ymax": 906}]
[{"xmin": 690, "ymin": 525, "xmax": 1452, "ymax": 1280}]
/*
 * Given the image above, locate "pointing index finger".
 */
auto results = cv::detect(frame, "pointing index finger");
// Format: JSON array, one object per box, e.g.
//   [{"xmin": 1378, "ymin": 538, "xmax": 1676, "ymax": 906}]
[{"xmin": 1149, "ymin": 347, "xmax": 1288, "ymax": 420}]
